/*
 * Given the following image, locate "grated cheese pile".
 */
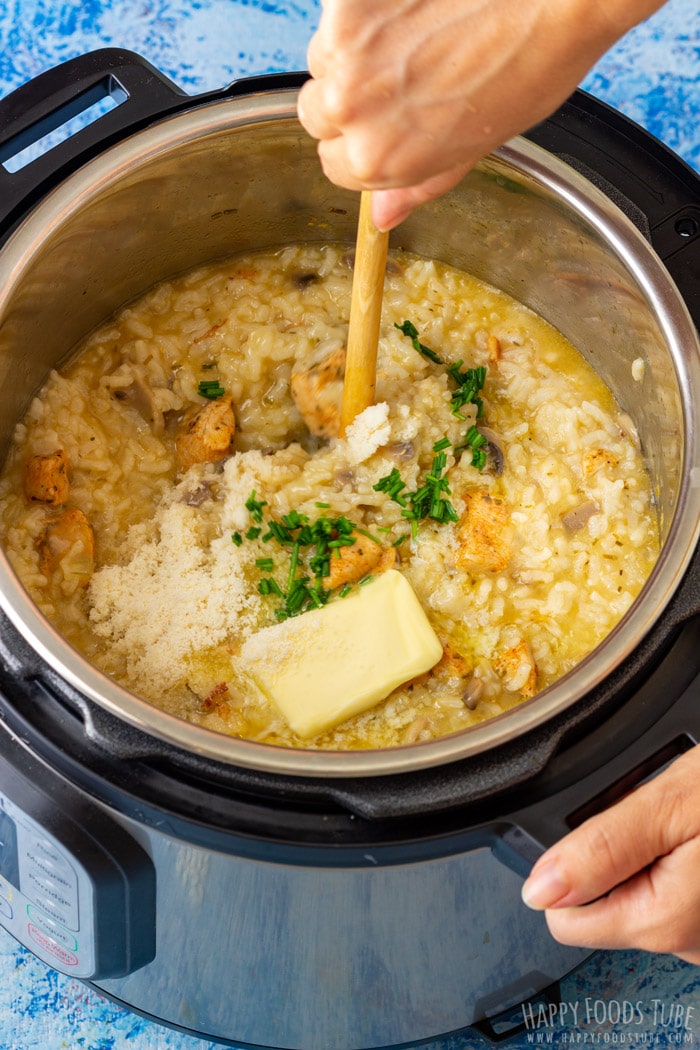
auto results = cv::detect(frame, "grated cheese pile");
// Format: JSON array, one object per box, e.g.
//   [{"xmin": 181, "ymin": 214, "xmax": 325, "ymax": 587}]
[{"xmin": 87, "ymin": 407, "xmax": 393, "ymax": 700}]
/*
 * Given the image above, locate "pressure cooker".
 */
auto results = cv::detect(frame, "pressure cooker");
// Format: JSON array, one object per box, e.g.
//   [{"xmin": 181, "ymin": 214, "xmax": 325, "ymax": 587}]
[{"xmin": 0, "ymin": 49, "xmax": 699, "ymax": 1049}]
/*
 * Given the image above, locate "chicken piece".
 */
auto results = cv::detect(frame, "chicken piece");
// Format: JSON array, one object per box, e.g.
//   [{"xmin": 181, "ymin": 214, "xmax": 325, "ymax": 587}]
[
  {"xmin": 455, "ymin": 489, "xmax": 512, "ymax": 573},
  {"xmin": 494, "ymin": 639, "xmax": 538, "ymax": 698},
  {"xmin": 583, "ymin": 448, "xmax": 620, "ymax": 476},
  {"xmin": 435, "ymin": 642, "xmax": 473, "ymax": 680},
  {"xmin": 24, "ymin": 450, "xmax": 69, "ymax": 506},
  {"xmin": 323, "ymin": 532, "xmax": 395, "ymax": 590},
  {"xmin": 176, "ymin": 396, "xmax": 236, "ymax": 472},
  {"xmin": 290, "ymin": 347, "xmax": 346, "ymax": 439},
  {"xmin": 38, "ymin": 508, "xmax": 95, "ymax": 585}
]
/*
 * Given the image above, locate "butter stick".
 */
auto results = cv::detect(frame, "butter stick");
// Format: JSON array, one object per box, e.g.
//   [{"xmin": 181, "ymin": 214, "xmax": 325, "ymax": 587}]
[{"xmin": 241, "ymin": 570, "xmax": 442, "ymax": 738}]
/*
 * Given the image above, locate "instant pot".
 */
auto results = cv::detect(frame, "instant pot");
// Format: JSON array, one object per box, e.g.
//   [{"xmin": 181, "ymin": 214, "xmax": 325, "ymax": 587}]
[{"xmin": 0, "ymin": 49, "xmax": 699, "ymax": 1049}]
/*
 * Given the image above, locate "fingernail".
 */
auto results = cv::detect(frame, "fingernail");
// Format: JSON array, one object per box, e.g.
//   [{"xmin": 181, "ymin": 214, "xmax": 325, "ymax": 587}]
[{"xmin": 521, "ymin": 860, "xmax": 569, "ymax": 910}]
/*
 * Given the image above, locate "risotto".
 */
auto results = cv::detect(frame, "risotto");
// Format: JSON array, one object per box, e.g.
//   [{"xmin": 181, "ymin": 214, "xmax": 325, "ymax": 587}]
[{"xmin": 0, "ymin": 244, "xmax": 658, "ymax": 749}]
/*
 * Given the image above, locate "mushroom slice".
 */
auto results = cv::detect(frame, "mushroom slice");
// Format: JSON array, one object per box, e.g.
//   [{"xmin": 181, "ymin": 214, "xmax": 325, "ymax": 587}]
[
  {"xmin": 176, "ymin": 396, "xmax": 236, "ymax": 472},
  {"xmin": 561, "ymin": 499, "xmax": 600, "ymax": 532},
  {"xmin": 24, "ymin": 450, "xmax": 70, "ymax": 506},
  {"xmin": 290, "ymin": 346, "xmax": 346, "ymax": 439},
  {"xmin": 477, "ymin": 427, "xmax": 505, "ymax": 475},
  {"xmin": 38, "ymin": 507, "xmax": 95, "ymax": 585},
  {"xmin": 113, "ymin": 368, "xmax": 167, "ymax": 435}
]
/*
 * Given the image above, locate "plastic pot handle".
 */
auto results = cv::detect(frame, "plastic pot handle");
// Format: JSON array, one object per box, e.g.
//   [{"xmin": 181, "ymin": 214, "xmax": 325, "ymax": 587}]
[
  {"xmin": 494, "ymin": 622, "xmax": 700, "ymax": 877},
  {"xmin": 0, "ymin": 48, "xmax": 189, "ymax": 229}
]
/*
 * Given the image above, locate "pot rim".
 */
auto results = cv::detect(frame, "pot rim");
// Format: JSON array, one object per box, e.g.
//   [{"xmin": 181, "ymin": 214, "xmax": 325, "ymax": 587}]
[{"xmin": 1, "ymin": 91, "xmax": 699, "ymax": 779}]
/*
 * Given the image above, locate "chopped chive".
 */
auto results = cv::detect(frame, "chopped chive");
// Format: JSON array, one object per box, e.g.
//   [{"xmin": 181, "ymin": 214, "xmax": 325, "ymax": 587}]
[
  {"xmin": 315, "ymin": 501, "xmax": 331, "ymax": 509},
  {"xmin": 197, "ymin": 379, "xmax": 226, "ymax": 399},
  {"xmin": 287, "ymin": 542, "xmax": 300, "ymax": 590},
  {"xmin": 245, "ymin": 490, "xmax": 267, "ymax": 522},
  {"xmin": 231, "ymin": 531, "xmax": 243, "ymax": 547},
  {"xmin": 246, "ymin": 526, "xmax": 262, "ymax": 540},
  {"xmin": 255, "ymin": 557, "xmax": 275, "ymax": 571}
]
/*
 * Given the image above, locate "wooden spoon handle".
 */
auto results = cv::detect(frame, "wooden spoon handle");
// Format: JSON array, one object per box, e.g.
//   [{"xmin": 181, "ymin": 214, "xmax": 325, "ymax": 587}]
[{"xmin": 339, "ymin": 191, "xmax": 390, "ymax": 435}]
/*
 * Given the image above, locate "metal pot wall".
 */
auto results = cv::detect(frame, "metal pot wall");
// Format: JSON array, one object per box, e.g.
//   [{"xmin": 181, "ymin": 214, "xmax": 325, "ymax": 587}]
[{"xmin": 0, "ymin": 50, "xmax": 700, "ymax": 786}]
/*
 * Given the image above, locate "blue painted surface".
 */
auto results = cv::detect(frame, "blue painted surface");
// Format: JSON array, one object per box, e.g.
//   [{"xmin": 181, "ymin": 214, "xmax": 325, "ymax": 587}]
[{"xmin": 0, "ymin": 0, "xmax": 699, "ymax": 1047}]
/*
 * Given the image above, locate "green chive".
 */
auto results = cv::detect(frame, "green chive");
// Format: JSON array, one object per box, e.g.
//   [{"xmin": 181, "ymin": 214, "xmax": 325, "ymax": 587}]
[{"xmin": 197, "ymin": 380, "xmax": 226, "ymax": 399}]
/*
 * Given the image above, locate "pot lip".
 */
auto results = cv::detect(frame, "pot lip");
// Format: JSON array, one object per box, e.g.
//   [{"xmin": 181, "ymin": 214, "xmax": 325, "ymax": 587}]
[{"xmin": 1, "ymin": 91, "xmax": 700, "ymax": 779}]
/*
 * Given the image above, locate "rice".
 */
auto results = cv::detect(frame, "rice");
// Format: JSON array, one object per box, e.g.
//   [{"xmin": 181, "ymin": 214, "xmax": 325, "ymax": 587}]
[{"xmin": 0, "ymin": 244, "xmax": 659, "ymax": 749}]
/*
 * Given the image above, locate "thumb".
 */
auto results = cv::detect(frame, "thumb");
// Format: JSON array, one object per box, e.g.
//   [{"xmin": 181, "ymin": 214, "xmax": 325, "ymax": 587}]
[{"xmin": 521, "ymin": 746, "xmax": 700, "ymax": 911}]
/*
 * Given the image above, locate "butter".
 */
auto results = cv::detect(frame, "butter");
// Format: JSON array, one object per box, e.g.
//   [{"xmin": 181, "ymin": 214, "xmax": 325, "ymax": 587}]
[{"xmin": 241, "ymin": 570, "xmax": 442, "ymax": 738}]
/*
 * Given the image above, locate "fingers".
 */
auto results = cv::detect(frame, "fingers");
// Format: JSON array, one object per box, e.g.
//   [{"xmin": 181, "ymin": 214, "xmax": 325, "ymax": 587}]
[
  {"xmin": 520, "ymin": 746, "xmax": 700, "ymax": 962},
  {"xmin": 297, "ymin": 78, "xmax": 342, "ymax": 145},
  {"xmin": 521, "ymin": 746, "xmax": 700, "ymax": 911},
  {"xmin": 543, "ymin": 835, "xmax": 700, "ymax": 963}
]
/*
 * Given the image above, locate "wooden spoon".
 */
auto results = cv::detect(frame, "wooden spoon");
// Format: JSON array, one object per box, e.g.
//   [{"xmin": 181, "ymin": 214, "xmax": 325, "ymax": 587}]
[{"xmin": 339, "ymin": 190, "xmax": 390, "ymax": 435}]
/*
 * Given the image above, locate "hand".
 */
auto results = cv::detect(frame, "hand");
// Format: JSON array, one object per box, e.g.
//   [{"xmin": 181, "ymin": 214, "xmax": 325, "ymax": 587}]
[
  {"xmin": 521, "ymin": 745, "xmax": 700, "ymax": 964},
  {"xmin": 297, "ymin": 0, "xmax": 665, "ymax": 230}
]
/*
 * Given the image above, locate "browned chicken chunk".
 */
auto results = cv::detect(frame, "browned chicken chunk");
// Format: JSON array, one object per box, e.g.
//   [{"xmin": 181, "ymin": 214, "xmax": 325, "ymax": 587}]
[
  {"xmin": 455, "ymin": 489, "xmax": 512, "ymax": 573},
  {"xmin": 24, "ymin": 450, "xmax": 69, "ymax": 506},
  {"xmin": 38, "ymin": 507, "xmax": 95, "ymax": 585},
  {"xmin": 323, "ymin": 531, "xmax": 395, "ymax": 590},
  {"xmin": 582, "ymin": 448, "xmax": 620, "ymax": 476},
  {"xmin": 493, "ymin": 639, "xmax": 538, "ymax": 698},
  {"xmin": 435, "ymin": 643, "xmax": 473, "ymax": 680},
  {"xmin": 290, "ymin": 347, "xmax": 346, "ymax": 439},
  {"xmin": 176, "ymin": 397, "xmax": 236, "ymax": 472}
]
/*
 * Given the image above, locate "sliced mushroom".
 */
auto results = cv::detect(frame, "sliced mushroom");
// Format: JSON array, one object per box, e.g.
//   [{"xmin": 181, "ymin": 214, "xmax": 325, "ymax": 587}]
[
  {"xmin": 113, "ymin": 369, "xmax": 166, "ymax": 435},
  {"xmin": 292, "ymin": 272, "xmax": 319, "ymax": 289},
  {"xmin": 176, "ymin": 396, "xmax": 236, "ymax": 472},
  {"xmin": 561, "ymin": 500, "xmax": 600, "ymax": 532},
  {"xmin": 462, "ymin": 676, "xmax": 483, "ymax": 710},
  {"xmin": 181, "ymin": 481, "xmax": 215, "ymax": 507},
  {"xmin": 24, "ymin": 450, "xmax": 70, "ymax": 506},
  {"xmin": 384, "ymin": 440, "xmax": 416, "ymax": 462},
  {"xmin": 477, "ymin": 427, "xmax": 505, "ymax": 475}
]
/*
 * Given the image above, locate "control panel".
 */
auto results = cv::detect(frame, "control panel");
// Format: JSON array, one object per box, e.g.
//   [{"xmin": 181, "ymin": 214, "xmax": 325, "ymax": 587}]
[
  {"xmin": 0, "ymin": 795, "xmax": 100, "ymax": 976},
  {"xmin": 0, "ymin": 726, "xmax": 156, "ymax": 980}
]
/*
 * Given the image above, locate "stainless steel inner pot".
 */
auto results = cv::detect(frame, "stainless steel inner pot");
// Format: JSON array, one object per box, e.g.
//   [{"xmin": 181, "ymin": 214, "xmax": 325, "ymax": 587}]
[{"xmin": 0, "ymin": 87, "xmax": 699, "ymax": 777}]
